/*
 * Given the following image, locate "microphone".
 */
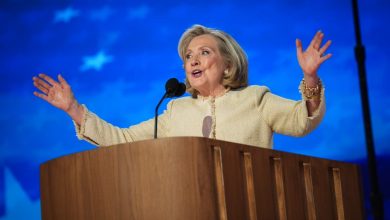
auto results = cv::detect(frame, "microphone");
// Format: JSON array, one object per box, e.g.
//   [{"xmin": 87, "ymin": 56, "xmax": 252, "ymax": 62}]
[
  {"xmin": 154, "ymin": 78, "xmax": 186, "ymax": 139},
  {"xmin": 165, "ymin": 78, "xmax": 186, "ymax": 98}
]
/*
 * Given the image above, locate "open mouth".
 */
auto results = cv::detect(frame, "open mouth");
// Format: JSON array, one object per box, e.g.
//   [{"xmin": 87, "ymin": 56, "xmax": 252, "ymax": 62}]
[{"xmin": 191, "ymin": 69, "xmax": 203, "ymax": 78}]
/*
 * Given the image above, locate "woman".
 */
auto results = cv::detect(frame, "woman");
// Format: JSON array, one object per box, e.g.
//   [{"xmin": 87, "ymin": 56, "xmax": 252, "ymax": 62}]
[{"xmin": 32, "ymin": 24, "xmax": 331, "ymax": 148}]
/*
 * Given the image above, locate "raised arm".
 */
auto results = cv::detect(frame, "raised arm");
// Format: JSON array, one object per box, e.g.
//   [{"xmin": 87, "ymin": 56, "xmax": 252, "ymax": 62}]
[
  {"xmin": 296, "ymin": 31, "xmax": 332, "ymax": 116},
  {"xmin": 33, "ymin": 73, "xmax": 84, "ymax": 125}
]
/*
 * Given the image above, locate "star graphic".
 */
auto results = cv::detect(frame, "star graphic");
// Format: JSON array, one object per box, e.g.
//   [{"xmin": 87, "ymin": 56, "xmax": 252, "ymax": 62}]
[
  {"xmin": 0, "ymin": 168, "xmax": 41, "ymax": 219},
  {"xmin": 54, "ymin": 7, "xmax": 80, "ymax": 23},
  {"xmin": 80, "ymin": 51, "xmax": 113, "ymax": 71}
]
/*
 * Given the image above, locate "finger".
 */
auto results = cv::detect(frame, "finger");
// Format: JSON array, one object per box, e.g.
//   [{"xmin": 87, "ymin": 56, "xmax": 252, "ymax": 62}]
[
  {"xmin": 33, "ymin": 76, "xmax": 52, "ymax": 91},
  {"xmin": 307, "ymin": 31, "xmax": 321, "ymax": 49},
  {"xmin": 312, "ymin": 32, "xmax": 324, "ymax": 51},
  {"xmin": 319, "ymin": 40, "xmax": 332, "ymax": 56},
  {"xmin": 308, "ymin": 31, "xmax": 324, "ymax": 51},
  {"xmin": 33, "ymin": 81, "xmax": 49, "ymax": 94},
  {"xmin": 33, "ymin": 91, "xmax": 51, "ymax": 102},
  {"xmin": 39, "ymin": 73, "xmax": 59, "ymax": 87},
  {"xmin": 319, "ymin": 53, "xmax": 332, "ymax": 64},
  {"xmin": 58, "ymin": 74, "xmax": 70, "ymax": 88},
  {"xmin": 296, "ymin": 38, "xmax": 303, "ymax": 58}
]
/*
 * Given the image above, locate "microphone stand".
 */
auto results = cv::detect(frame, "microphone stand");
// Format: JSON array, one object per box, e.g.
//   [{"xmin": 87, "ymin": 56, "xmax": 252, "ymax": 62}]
[
  {"xmin": 154, "ymin": 92, "xmax": 168, "ymax": 139},
  {"xmin": 352, "ymin": 0, "xmax": 383, "ymax": 219}
]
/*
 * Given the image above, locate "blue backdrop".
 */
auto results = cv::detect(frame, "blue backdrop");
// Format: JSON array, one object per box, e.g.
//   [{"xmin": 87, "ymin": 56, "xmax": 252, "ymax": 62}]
[{"xmin": 0, "ymin": 0, "xmax": 389, "ymax": 219}]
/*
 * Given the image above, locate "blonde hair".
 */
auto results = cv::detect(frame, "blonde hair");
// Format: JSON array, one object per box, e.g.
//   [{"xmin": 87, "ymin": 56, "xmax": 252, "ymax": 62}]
[{"xmin": 178, "ymin": 24, "xmax": 248, "ymax": 97}]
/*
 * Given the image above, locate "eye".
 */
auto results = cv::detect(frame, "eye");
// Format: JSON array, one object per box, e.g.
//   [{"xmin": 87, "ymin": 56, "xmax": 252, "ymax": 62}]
[
  {"xmin": 201, "ymin": 50, "xmax": 210, "ymax": 55},
  {"xmin": 185, "ymin": 54, "xmax": 192, "ymax": 60}
]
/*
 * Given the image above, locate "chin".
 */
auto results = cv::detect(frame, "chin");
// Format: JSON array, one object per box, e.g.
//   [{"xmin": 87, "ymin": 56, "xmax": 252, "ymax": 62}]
[{"xmin": 188, "ymin": 77, "xmax": 205, "ymax": 88}]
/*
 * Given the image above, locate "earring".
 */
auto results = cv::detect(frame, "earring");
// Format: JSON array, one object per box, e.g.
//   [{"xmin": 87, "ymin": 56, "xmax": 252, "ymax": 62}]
[{"xmin": 224, "ymin": 69, "xmax": 229, "ymax": 74}]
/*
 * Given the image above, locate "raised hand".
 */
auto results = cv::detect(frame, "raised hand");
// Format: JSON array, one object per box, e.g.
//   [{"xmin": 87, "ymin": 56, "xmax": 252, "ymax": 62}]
[
  {"xmin": 296, "ymin": 31, "xmax": 332, "ymax": 80},
  {"xmin": 33, "ymin": 73, "xmax": 84, "ymax": 124}
]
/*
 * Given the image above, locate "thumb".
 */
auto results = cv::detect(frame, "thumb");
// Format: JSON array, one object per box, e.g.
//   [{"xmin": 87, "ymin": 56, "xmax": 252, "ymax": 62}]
[
  {"xmin": 296, "ymin": 39, "xmax": 305, "ymax": 64},
  {"xmin": 296, "ymin": 38, "xmax": 303, "ymax": 57}
]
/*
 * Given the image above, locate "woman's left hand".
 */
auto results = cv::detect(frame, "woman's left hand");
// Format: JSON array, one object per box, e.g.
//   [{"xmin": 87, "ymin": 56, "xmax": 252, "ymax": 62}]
[{"xmin": 296, "ymin": 31, "xmax": 332, "ymax": 79}]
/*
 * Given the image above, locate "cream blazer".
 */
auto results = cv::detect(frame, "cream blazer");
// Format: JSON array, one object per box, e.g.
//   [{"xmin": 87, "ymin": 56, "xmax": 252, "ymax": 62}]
[{"xmin": 74, "ymin": 85, "xmax": 325, "ymax": 149}]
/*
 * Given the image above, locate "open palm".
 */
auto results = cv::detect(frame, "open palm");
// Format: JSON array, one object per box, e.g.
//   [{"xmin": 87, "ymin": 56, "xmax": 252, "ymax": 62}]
[
  {"xmin": 296, "ymin": 31, "xmax": 332, "ymax": 77},
  {"xmin": 33, "ymin": 74, "xmax": 76, "ymax": 112}
]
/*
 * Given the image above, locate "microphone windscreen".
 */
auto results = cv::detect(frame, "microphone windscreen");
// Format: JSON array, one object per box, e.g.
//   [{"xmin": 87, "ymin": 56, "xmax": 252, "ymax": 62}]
[
  {"xmin": 165, "ymin": 78, "xmax": 179, "ymax": 97},
  {"xmin": 175, "ymin": 83, "xmax": 186, "ymax": 97}
]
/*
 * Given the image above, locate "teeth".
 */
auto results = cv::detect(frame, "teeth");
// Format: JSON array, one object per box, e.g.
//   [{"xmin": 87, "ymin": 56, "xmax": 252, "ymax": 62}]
[{"xmin": 192, "ymin": 70, "xmax": 202, "ymax": 74}]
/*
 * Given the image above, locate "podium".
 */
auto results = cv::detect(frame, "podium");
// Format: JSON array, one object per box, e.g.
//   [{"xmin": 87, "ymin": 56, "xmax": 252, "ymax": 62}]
[{"xmin": 40, "ymin": 137, "xmax": 364, "ymax": 219}]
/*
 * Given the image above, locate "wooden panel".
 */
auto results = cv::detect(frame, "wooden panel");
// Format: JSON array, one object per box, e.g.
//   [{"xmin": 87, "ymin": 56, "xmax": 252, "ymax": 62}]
[
  {"xmin": 302, "ymin": 162, "xmax": 317, "ymax": 220},
  {"xmin": 213, "ymin": 146, "xmax": 228, "ymax": 220},
  {"xmin": 336, "ymin": 165, "xmax": 365, "ymax": 220},
  {"xmin": 309, "ymin": 159, "xmax": 335, "ymax": 220},
  {"xmin": 214, "ymin": 141, "xmax": 247, "ymax": 220},
  {"xmin": 281, "ymin": 154, "xmax": 307, "ymax": 219},
  {"xmin": 331, "ymin": 168, "xmax": 345, "ymax": 220},
  {"xmin": 250, "ymin": 147, "xmax": 278, "ymax": 220},
  {"xmin": 242, "ymin": 152, "xmax": 258, "ymax": 220},
  {"xmin": 271, "ymin": 157, "xmax": 287, "ymax": 220}
]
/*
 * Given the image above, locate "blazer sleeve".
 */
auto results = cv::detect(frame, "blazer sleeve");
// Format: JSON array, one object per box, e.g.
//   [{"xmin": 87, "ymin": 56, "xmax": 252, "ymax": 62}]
[
  {"xmin": 257, "ymin": 83, "xmax": 325, "ymax": 137},
  {"xmin": 73, "ymin": 102, "xmax": 172, "ymax": 147}
]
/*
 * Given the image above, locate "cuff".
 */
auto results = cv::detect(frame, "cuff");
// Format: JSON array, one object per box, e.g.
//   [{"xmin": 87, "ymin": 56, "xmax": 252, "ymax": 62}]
[
  {"xmin": 73, "ymin": 104, "xmax": 88, "ymax": 140},
  {"xmin": 298, "ymin": 80, "xmax": 326, "ymax": 119}
]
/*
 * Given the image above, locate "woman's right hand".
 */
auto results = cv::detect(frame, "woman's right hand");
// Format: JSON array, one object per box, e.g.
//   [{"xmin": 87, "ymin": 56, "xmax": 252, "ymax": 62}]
[{"xmin": 33, "ymin": 73, "xmax": 84, "ymax": 124}]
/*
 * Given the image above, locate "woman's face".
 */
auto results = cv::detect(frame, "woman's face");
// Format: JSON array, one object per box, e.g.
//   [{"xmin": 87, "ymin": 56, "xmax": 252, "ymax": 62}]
[{"xmin": 184, "ymin": 34, "xmax": 227, "ymax": 96}]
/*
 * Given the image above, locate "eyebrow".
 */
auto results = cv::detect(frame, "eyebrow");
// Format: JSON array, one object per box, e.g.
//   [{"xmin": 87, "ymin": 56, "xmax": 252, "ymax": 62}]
[{"xmin": 186, "ymin": 45, "xmax": 216, "ymax": 53}]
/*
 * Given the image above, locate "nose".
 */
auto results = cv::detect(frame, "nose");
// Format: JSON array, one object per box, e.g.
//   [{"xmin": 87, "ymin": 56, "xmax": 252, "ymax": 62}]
[{"xmin": 190, "ymin": 54, "xmax": 200, "ymax": 66}]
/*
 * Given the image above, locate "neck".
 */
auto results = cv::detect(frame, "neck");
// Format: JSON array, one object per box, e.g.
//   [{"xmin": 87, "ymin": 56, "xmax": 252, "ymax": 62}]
[{"xmin": 197, "ymin": 85, "xmax": 227, "ymax": 98}]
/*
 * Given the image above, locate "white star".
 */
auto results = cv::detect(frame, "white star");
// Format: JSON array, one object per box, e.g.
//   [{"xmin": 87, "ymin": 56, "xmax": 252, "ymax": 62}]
[
  {"xmin": 54, "ymin": 7, "xmax": 80, "ymax": 23},
  {"xmin": 0, "ymin": 168, "xmax": 41, "ymax": 219},
  {"xmin": 80, "ymin": 51, "xmax": 113, "ymax": 72}
]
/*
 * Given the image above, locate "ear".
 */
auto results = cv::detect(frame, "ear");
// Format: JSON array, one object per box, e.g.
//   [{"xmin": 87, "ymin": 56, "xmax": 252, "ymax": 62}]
[
  {"xmin": 224, "ymin": 63, "xmax": 231, "ymax": 74},
  {"xmin": 224, "ymin": 62, "xmax": 231, "ymax": 72}
]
